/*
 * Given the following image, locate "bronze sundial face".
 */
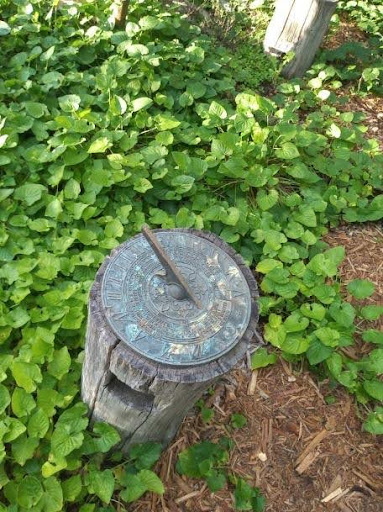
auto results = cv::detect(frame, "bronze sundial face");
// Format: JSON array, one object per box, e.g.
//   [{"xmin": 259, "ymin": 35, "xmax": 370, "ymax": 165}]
[{"xmin": 101, "ymin": 228, "xmax": 252, "ymax": 366}]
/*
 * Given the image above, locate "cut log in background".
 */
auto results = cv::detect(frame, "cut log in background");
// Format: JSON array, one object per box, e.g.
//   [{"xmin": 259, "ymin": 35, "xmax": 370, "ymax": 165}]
[
  {"xmin": 264, "ymin": 0, "xmax": 339, "ymax": 78},
  {"xmin": 82, "ymin": 230, "xmax": 259, "ymax": 452}
]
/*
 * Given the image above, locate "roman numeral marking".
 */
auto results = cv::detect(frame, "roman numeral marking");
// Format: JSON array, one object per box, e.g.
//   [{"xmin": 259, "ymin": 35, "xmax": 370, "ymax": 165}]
[
  {"xmin": 107, "ymin": 290, "xmax": 122, "ymax": 301},
  {"xmin": 111, "ymin": 311, "xmax": 130, "ymax": 320}
]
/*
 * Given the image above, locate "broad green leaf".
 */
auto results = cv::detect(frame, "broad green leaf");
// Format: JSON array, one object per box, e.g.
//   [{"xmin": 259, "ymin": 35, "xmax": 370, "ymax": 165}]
[
  {"xmin": 362, "ymin": 330, "xmax": 383, "ymax": 345},
  {"xmin": 17, "ymin": 476, "xmax": 43, "ymax": 508},
  {"xmin": 41, "ymin": 477, "xmax": 63, "ymax": 512},
  {"xmin": 14, "ymin": 184, "xmax": 46, "ymax": 206},
  {"xmin": 12, "ymin": 388, "xmax": 36, "ymax": 418},
  {"xmin": 132, "ymin": 97, "xmax": 153, "ymax": 112},
  {"xmin": 307, "ymin": 338, "xmax": 333, "ymax": 365},
  {"xmin": 58, "ymin": 94, "xmax": 81, "ymax": 112},
  {"xmin": 24, "ymin": 102, "xmax": 46, "ymax": 118},
  {"xmin": 208, "ymin": 101, "xmax": 227, "ymax": 119},
  {"xmin": 129, "ymin": 442, "xmax": 162, "ymax": 470},
  {"xmin": 87, "ymin": 137, "xmax": 111, "ymax": 154},
  {"xmin": 347, "ymin": 279, "xmax": 375, "ymax": 299},
  {"xmin": 360, "ymin": 305, "xmax": 383, "ymax": 321},
  {"xmin": 51, "ymin": 429, "xmax": 84, "ymax": 458},
  {"xmin": 62, "ymin": 475, "xmax": 82, "ymax": 503},
  {"xmin": 314, "ymin": 327, "xmax": 340, "ymax": 347},
  {"xmin": 363, "ymin": 407, "xmax": 383, "ymax": 435},
  {"xmin": 329, "ymin": 301, "xmax": 355, "ymax": 327},
  {"xmin": 138, "ymin": 470, "xmax": 164, "ymax": 494},
  {"xmin": 363, "ymin": 380, "xmax": 383, "ymax": 401},
  {"xmin": 3, "ymin": 418, "xmax": 26, "ymax": 442},
  {"xmin": 27, "ymin": 408, "xmax": 50, "ymax": 439},
  {"xmin": 275, "ymin": 142, "xmax": 300, "ymax": 160},
  {"xmin": 11, "ymin": 362, "xmax": 42, "ymax": 393},
  {"xmin": 282, "ymin": 334, "xmax": 310, "ymax": 354},
  {"xmin": 251, "ymin": 348, "xmax": 277, "ymax": 369},
  {"xmin": 120, "ymin": 474, "xmax": 147, "ymax": 502},
  {"xmin": 87, "ymin": 468, "xmax": 114, "ymax": 503},
  {"xmin": 231, "ymin": 413, "xmax": 247, "ymax": 429},
  {"xmin": 0, "ymin": 21, "xmax": 11, "ymax": 36},
  {"xmin": 205, "ymin": 471, "xmax": 226, "ymax": 492},
  {"xmin": 0, "ymin": 385, "xmax": 10, "ymax": 415},
  {"xmin": 12, "ymin": 434, "xmax": 39, "ymax": 466}
]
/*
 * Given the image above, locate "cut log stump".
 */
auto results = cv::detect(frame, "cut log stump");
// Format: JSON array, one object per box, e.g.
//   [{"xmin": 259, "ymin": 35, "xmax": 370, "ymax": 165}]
[
  {"xmin": 81, "ymin": 229, "xmax": 259, "ymax": 452},
  {"xmin": 264, "ymin": 0, "xmax": 339, "ymax": 78}
]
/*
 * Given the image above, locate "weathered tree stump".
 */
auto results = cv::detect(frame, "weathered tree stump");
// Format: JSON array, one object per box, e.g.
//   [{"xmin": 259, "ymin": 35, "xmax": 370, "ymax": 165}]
[
  {"xmin": 82, "ymin": 229, "xmax": 259, "ymax": 452},
  {"xmin": 264, "ymin": 0, "xmax": 339, "ymax": 78}
]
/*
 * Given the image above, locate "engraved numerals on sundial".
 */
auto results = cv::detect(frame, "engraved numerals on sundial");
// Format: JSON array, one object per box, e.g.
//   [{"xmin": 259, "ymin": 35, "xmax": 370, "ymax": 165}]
[{"xmin": 101, "ymin": 230, "xmax": 252, "ymax": 366}]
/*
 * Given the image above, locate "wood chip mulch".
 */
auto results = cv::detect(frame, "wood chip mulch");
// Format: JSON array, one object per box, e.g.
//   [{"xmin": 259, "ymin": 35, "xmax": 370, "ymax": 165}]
[{"xmin": 130, "ymin": 224, "xmax": 382, "ymax": 512}]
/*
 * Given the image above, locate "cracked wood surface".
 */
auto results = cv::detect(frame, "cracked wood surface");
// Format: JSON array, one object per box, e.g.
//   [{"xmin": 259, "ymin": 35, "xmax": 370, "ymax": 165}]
[{"xmin": 264, "ymin": 0, "xmax": 339, "ymax": 78}]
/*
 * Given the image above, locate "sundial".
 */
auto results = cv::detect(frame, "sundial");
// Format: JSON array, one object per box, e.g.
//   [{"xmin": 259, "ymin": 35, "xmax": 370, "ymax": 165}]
[{"xmin": 101, "ymin": 226, "xmax": 252, "ymax": 366}]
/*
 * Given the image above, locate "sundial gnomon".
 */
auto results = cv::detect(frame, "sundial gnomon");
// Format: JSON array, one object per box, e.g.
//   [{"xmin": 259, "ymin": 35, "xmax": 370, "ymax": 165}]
[{"xmin": 101, "ymin": 227, "xmax": 252, "ymax": 365}]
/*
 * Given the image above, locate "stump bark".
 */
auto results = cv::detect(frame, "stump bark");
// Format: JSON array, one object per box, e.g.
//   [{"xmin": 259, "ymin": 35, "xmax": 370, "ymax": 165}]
[
  {"xmin": 264, "ymin": 0, "xmax": 339, "ymax": 78},
  {"xmin": 82, "ymin": 229, "xmax": 259, "ymax": 452}
]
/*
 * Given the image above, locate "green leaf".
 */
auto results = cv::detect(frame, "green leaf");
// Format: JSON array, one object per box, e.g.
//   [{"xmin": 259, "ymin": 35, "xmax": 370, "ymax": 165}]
[
  {"xmin": 300, "ymin": 303, "xmax": 326, "ymax": 321},
  {"xmin": 3, "ymin": 417, "xmax": 26, "ymax": 442},
  {"xmin": 87, "ymin": 468, "xmax": 114, "ymax": 504},
  {"xmin": 329, "ymin": 301, "xmax": 355, "ymax": 327},
  {"xmin": 129, "ymin": 442, "xmax": 162, "ymax": 470},
  {"xmin": 12, "ymin": 388, "xmax": 36, "ymax": 418},
  {"xmin": 362, "ymin": 330, "xmax": 383, "ymax": 345},
  {"xmin": 326, "ymin": 352, "xmax": 343, "ymax": 378},
  {"xmin": 307, "ymin": 339, "xmax": 333, "ymax": 365},
  {"xmin": 58, "ymin": 94, "xmax": 81, "ymax": 112},
  {"xmin": 133, "ymin": 178, "xmax": 153, "ymax": 193},
  {"xmin": 360, "ymin": 305, "xmax": 383, "ymax": 321},
  {"xmin": 51, "ymin": 429, "xmax": 84, "ymax": 458},
  {"xmin": 231, "ymin": 413, "xmax": 247, "ymax": 429},
  {"xmin": 0, "ymin": 21, "xmax": 11, "ymax": 36},
  {"xmin": 0, "ymin": 385, "xmax": 10, "ymax": 415},
  {"xmin": 251, "ymin": 348, "xmax": 277, "ymax": 369},
  {"xmin": 17, "ymin": 476, "xmax": 43, "ymax": 508},
  {"xmin": 14, "ymin": 184, "xmax": 46, "ymax": 206},
  {"xmin": 27, "ymin": 408, "xmax": 50, "ymax": 439},
  {"xmin": 132, "ymin": 97, "xmax": 153, "ymax": 112},
  {"xmin": 314, "ymin": 327, "xmax": 340, "ymax": 347},
  {"xmin": 284, "ymin": 312, "xmax": 309, "ymax": 332},
  {"xmin": 41, "ymin": 477, "xmax": 63, "ymax": 512},
  {"xmin": 275, "ymin": 142, "xmax": 300, "ymax": 160},
  {"xmin": 11, "ymin": 362, "xmax": 42, "ymax": 393},
  {"xmin": 12, "ymin": 434, "xmax": 39, "ymax": 466},
  {"xmin": 208, "ymin": 101, "xmax": 227, "ymax": 119},
  {"xmin": 363, "ymin": 380, "xmax": 383, "ymax": 401},
  {"xmin": 205, "ymin": 471, "xmax": 226, "ymax": 492},
  {"xmin": 347, "ymin": 279, "xmax": 375, "ymax": 299},
  {"xmin": 282, "ymin": 334, "xmax": 310, "ymax": 354},
  {"xmin": 120, "ymin": 474, "xmax": 147, "ymax": 502},
  {"xmin": 363, "ymin": 407, "xmax": 383, "ymax": 435},
  {"xmin": 24, "ymin": 102, "xmax": 46, "ymax": 118},
  {"xmin": 62, "ymin": 475, "xmax": 82, "ymax": 503},
  {"xmin": 138, "ymin": 470, "xmax": 164, "ymax": 494},
  {"xmin": 88, "ymin": 137, "xmax": 111, "ymax": 154},
  {"xmin": 221, "ymin": 207, "xmax": 240, "ymax": 226},
  {"xmin": 91, "ymin": 422, "xmax": 120, "ymax": 453}
]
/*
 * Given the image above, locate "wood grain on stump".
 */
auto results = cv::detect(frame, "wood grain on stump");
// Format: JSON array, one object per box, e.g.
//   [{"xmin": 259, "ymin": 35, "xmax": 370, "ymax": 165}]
[
  {"xmin": 264, "ymin": 0, "xmax": 339, "ymax": 78},
  {"xmin": 82, "ymin": 229, "xmax": 259, "ymax": 452}
]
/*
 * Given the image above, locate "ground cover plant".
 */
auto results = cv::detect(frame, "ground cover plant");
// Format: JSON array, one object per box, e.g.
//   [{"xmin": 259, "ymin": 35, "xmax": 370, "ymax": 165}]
[{"xmin": 0, "ymin": 0, "xmax": 382, "ymax": 510}]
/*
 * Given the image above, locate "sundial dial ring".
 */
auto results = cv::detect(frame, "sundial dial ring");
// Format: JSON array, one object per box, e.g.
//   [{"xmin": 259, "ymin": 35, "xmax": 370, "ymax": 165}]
[{"xmin": 101, "ymin": 229, "xmax": 252, "ymax": 366}]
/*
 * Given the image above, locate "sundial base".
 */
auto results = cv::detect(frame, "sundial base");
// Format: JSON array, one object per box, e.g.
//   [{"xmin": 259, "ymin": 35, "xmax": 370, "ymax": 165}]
[{"xmin": 82, "ymin": 229, "xmax": 259, "ymax": 451}]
